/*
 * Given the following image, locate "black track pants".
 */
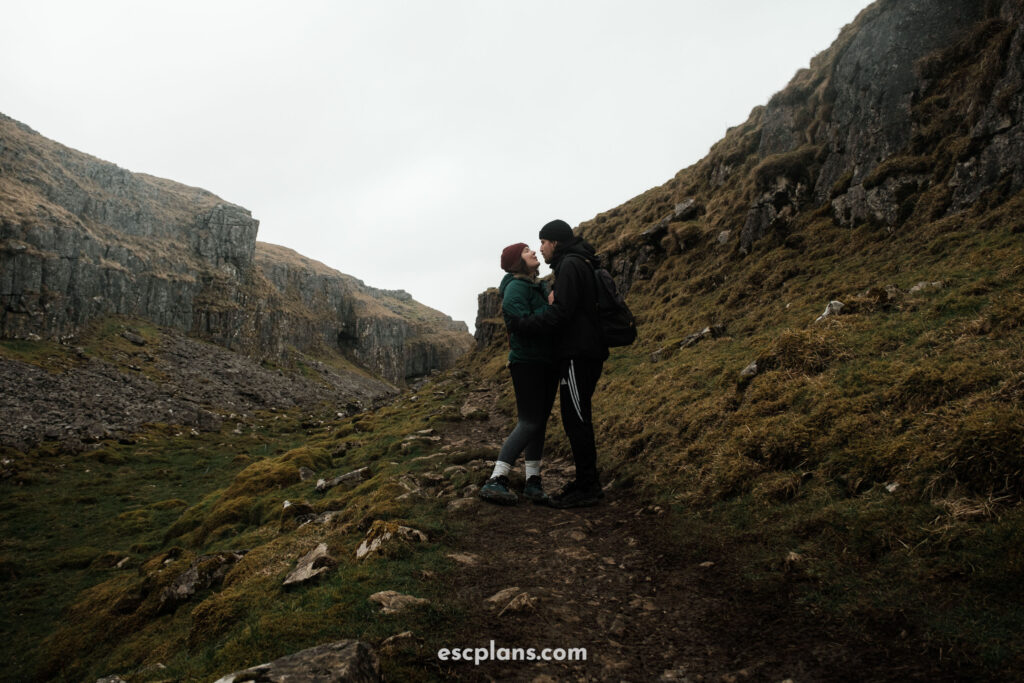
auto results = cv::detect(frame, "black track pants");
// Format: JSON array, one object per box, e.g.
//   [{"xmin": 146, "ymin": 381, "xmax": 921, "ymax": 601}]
[{"xmin": 558, "ymin": 357, "xmax": 604, "ymax": 487}]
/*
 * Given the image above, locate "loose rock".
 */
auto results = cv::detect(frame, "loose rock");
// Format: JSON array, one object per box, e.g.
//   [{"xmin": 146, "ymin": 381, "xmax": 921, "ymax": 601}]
[
  {"xmin": 909, "ymin": 280, "xmax": 944, "ymax": 294},
  {"xmin": 283, "ymin": 543, "xmax": 336, "ymax": 587},
  {"xmin": 446, "ymin": 552, "xmax": 480, "ymax": 566},
  {"xmin": 157, "ymin": 552, "xmax": 245, "ymax": 614},
  {"xmin": 316, "ymin": 467, "xmax": 370, "ymax": 493},
  {"xmin": 212, "ymin": 639, "xmax": 380, "ymax": 682},
  {"xmin": 446, "ymin": 498, "xmax": 478, "ymax": 513},
  {"xmin": 486, "ymin": 587, "xmax": 522, "ymax": 606},
  {"xmin": 497, "ymin": 592, "xmax": 537, "ymax": 617},
  {"xmin": 355, "ymin": 521, "xmax": 427, "ymax": 560},
  {"xmin": 368, "ymin": 590, "xmax": 430, "ymax": 615},
  {"xmin": 814, "ymin": 300, "xmax": 845, "ymax": 323}
]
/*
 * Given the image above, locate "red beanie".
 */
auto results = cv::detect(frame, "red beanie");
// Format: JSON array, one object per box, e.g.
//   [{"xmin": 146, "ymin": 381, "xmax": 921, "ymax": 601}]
[{"xmin": 501, "ymin": 242, "xmax": 528, "ymax": 272}]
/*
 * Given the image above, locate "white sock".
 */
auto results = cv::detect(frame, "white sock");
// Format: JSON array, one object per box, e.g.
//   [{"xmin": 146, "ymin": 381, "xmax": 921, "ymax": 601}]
[
  {"xmin": 525, "ymin": 460, "xmax": 541, "ymax": 479},
  {"xmin": 491, "ymin": 461, "xmax": 512, "ymax": 479}
]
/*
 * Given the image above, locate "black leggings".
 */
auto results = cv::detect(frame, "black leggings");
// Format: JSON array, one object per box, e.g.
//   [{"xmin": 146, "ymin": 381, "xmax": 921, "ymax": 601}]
[{"xmin": 496, "ymin": 362, "xmax": 559, "ymax": 465}]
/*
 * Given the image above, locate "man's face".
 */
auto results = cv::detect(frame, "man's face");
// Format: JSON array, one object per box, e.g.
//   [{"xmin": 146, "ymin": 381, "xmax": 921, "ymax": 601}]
[{"xmin": 539, "ymin": 239, "xmax": 557, "ymax": 263}]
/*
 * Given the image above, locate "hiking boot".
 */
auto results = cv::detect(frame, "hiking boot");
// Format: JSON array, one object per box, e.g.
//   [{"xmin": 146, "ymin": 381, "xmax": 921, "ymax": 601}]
[
  {"xmin": 550, "ymin": 480, "xmax": 603, "ymax": 509},
  {"xmin": 479, "ymin": 475, "xmax": 518, "ymax": 505},
  {"xmin": 522, "ymin": 475, "xmax": 551, "ymax": 505}
]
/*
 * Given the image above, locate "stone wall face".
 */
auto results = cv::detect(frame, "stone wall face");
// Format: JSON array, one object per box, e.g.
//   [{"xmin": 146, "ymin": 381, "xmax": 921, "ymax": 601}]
[
  {"xmin": 715, "ymin": 0, "xmax": 1024, "ymax": 250},
  {"xmin": 0, "ymin": 114, "xmax": 472, "ymax": 385}
]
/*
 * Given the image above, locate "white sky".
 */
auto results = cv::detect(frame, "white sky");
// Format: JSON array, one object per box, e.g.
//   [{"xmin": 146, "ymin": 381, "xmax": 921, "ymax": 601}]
[{"xmin": 2, "ymin": 1, "xmax": 872, "ymax": 332}]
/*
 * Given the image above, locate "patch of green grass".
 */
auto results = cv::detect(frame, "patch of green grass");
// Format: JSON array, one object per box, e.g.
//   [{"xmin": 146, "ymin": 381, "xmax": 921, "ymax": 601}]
[
  {"xmin": 15, "ymin": 378, "xmax": 478, "ymax": 681},
  {"xmin": 0, "ymin": 413, "xmax": 315, "ymax": 682},
  {"xmin": 0, "ymin": 338, "xmax": 79, "ymax": 372}
]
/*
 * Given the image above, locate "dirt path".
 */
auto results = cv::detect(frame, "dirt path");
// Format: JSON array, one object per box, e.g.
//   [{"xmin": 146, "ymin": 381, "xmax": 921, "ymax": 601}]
[{"xmin": 421, "ymin": 383, "xmax": 965, "ymax": 682}]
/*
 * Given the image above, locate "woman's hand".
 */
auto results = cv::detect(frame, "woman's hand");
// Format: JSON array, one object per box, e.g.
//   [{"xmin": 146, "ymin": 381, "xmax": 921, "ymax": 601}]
[{"xmin": 548, "ymin": 291, "xmax": 555, "ymax": 305}]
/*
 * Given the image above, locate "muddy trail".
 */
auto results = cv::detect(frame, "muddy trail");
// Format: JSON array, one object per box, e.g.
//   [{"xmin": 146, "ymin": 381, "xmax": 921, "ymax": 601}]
[{"xmin": 413, "ymin": 383, "xmax": 973, "ymax": 682}]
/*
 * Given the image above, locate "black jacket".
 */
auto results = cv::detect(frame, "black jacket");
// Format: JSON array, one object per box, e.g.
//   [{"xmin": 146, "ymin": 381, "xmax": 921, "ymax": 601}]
[{"xmin": 513, "ymin": 237, "xmax": 609, "ymax": 362}]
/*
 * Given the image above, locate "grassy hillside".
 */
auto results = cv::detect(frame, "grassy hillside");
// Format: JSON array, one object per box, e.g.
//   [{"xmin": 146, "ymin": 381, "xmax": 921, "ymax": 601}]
[{"xmin": 2, "ymin": 2, "xmax": 1023, "ymax": 680}]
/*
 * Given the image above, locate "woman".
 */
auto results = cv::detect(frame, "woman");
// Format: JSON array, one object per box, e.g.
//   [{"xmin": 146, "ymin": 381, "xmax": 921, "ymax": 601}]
[{"xmin": 479, "ymin": 242, "xmax": 559, "ymax": 505}]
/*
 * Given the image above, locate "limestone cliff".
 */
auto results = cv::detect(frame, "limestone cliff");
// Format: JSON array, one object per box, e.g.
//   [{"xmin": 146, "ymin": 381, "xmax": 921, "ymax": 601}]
[
  {"xmin": 0, "ymin": 114, "xmax": 472, "ymax": 384},
  {"xmin": 576, "ymin": 0, "xmax": 1024, "ymax": 290},
  {"xmin": 255, "ymin": 243, "xmax": 472, "ymax": 383}
]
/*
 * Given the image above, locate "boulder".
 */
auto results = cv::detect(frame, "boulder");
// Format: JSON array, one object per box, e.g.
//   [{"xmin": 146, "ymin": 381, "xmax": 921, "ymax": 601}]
[
  {"xmin": 355, "ymin": 521, "xmax": 427, "ymax": 560},
  {"xmin": 283, "ymin": 543, "xmax": 336, "ymax": 587},
  {"xmin": 212, "ymin": 639, "xmax": 380, "ymax": 682},
  {"xmin": 368, "ymin": 590, "xmax": 430, "ymax": 615},
  {"xmin": 157, "ymin": 552, "xmax": 245, "ymax": 614},
  {"xmin": 316, "ymin": 467, "xmax": 370, "ymax": 493},
  {"xmin": 121, "ymin": 330, "xmax": 147, "ymax": 346}
]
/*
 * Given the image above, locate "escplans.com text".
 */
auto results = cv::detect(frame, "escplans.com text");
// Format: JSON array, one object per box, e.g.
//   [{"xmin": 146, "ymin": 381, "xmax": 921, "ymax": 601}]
[{"xmin": 438, "ymin": 640, "xmax": 588, "ymax": 665}]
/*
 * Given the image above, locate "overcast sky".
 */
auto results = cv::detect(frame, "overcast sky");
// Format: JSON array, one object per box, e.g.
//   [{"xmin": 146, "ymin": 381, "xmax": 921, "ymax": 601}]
[{"xmin": 2, "ymin": 1, "xmax": 872, "ymax": 332}]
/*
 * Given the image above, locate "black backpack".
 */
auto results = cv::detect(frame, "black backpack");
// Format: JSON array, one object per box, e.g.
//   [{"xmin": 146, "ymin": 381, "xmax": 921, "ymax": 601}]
[
  {"xmin": 593, "ymin": 266, "xmax": 638, "ymax": 347},
  {"xmin": 566, "ymin": 254, "xmax": 638, "ymax": 347}
]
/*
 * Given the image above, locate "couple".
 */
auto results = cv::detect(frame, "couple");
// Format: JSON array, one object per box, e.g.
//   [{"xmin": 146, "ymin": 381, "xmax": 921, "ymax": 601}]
[{"xmin": 479, "ymin": 219, "xmax": 608, "ymax": 509}]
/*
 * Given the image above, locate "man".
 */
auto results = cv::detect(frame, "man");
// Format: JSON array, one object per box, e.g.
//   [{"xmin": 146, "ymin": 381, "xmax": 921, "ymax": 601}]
[{"xmin": 507, "ymin": 219, "xmax": 609, "ymax": 508}]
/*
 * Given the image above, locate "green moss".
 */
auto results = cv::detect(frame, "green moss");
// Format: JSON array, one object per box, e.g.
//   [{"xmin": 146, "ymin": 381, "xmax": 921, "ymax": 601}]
[
  {"xmin": 862, "ymin": 155, "xmax": 934, "ymax": 190},
  {"xmin": 55, "ymin": 546, "xmax": 102, "ymax": 569},
  {"xmin": 224, "ymin": 458, "xmax": 300, "ymax": 497},
  {"xmin": 752, "ymin": 145, "xmax": 822, "ymax": 191}
]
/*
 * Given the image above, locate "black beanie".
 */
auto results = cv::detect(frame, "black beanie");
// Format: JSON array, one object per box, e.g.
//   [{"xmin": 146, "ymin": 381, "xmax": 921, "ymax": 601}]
[{"xmin": 539, "ymin": 219, "xmax": 573, "ymax": 243}]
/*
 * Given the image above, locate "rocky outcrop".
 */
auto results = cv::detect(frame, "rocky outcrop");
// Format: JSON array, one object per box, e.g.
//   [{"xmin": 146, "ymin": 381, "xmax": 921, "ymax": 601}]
[
  {"xmin": 737, "ymin": 0, "xmax": 1024, "ymax": 246},
  {"xmin": 282, "ymin": 543, "xmax": 336, "ymax": 587},
  {"xmin": 473, "ymin": 287, "xmax": 503, "ymax": 349},
  {"xmin": 158, "ymin": 552, "xmax": 246, "ymax": 615},
  {"xmin": 575, "ymin": 0, "xmax": 1024, "ymax": 270},
  {"xmin": 367, "ymin": 590, "xmax": 430, "ymax": 615},
  {"xmin": 355, "ymin": 521, "xmax": 428, "ymax": 560},
  {"xmin": 254, "ymin": 243, "xmax": 472, "ymax": 383},
  {"xmin": 0, "ymin": 113, "xmax": 473, "ymax": 385},
  {"xmin": 212, "ymin": 639, "xmax": 380, "ymax": 683}
]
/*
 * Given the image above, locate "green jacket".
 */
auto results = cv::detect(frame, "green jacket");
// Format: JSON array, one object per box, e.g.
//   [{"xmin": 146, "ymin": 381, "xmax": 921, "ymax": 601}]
[{"xmin": 500, "ymin": 273, "xmax": 555, "ymax": 366}]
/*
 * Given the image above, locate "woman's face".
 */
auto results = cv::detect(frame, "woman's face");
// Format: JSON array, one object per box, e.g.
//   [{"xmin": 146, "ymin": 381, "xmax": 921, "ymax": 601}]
[{"xmin": 521, "ymin": 246, "xmax": 540, "ymax": 270}]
